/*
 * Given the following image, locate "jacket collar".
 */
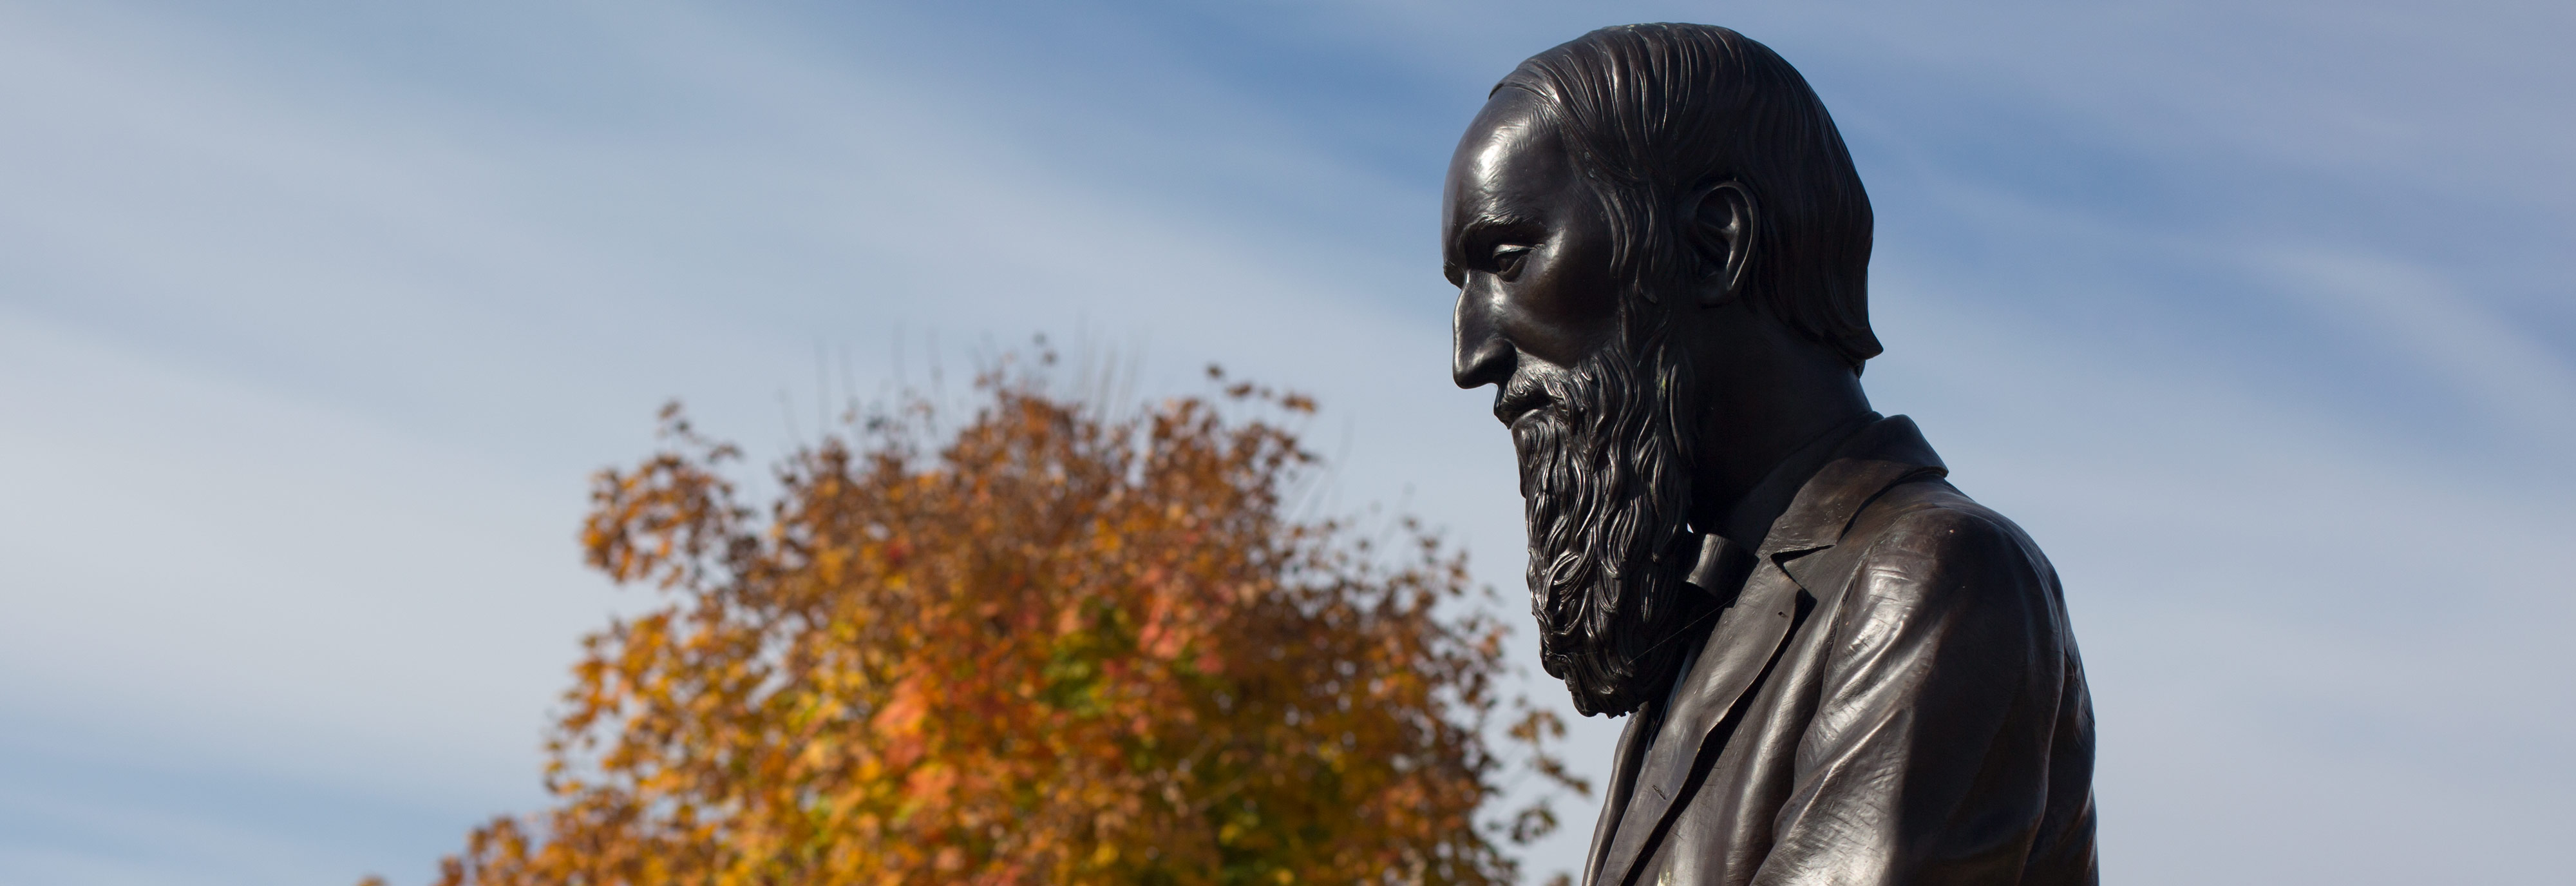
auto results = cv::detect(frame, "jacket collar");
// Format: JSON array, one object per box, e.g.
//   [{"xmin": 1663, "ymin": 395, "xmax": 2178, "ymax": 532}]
[{"xmin": 1757, "ymin": 414, "xmax": 1947, "ymax": 562}]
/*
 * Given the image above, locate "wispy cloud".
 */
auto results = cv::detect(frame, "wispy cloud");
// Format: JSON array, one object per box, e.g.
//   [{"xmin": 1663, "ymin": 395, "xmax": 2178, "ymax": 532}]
[{"xmin": 2257, "ymin": 246, "xmax": 2576, "ymax": 439}]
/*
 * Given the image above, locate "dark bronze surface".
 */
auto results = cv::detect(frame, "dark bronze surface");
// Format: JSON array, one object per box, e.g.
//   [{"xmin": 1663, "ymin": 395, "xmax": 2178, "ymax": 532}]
[{"xmin": 1444, "ymin": 23, "xmax": 2098, "ymax": 884}]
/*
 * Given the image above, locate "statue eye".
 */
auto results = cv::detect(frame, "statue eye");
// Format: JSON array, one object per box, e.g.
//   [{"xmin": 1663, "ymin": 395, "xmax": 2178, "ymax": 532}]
[{"xmin": 1493, "ymin": 245, "xmax": 1532, "ymax": 279}]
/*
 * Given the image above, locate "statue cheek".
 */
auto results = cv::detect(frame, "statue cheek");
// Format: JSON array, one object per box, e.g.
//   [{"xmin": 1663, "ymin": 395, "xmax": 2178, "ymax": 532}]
[
  {"xmin": 1524, "ymin": 253, "xmax": 1621, "ymax": 344},
  {"xmin": 1500, "ymin": 298, "xmax": 1617, "ymax": 371}
]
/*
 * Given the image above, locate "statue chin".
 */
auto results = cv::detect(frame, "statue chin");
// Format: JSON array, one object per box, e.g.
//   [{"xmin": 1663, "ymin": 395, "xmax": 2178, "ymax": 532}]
[{"xmin": 1511, "ymin": 311, "xmax": 1710, "ymax": 717}]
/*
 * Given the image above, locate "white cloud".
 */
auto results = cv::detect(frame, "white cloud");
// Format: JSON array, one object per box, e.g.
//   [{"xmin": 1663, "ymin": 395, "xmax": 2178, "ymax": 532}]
[{"xmin": 2255, "ymin": 246, "xmax": 2576, "ymax": 440}]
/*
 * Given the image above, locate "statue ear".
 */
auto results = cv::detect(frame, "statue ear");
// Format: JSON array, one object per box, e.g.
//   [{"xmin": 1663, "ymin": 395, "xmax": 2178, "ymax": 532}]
[{"xmin": 1685, "ymin": 180, "xmax": 1757, "ymax": 307}]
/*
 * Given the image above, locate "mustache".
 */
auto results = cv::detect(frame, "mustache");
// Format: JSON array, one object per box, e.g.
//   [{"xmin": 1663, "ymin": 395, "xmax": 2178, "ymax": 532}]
[{"xmin": 1493, "ymin": 372, "xmax": 1553, "ymax": 429}]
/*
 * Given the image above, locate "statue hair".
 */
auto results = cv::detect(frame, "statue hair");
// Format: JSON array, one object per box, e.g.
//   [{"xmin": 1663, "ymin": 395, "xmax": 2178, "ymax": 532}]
[{"xmin": 1495, "ymin": 23, "xmax": 1882, "ymax": 372}]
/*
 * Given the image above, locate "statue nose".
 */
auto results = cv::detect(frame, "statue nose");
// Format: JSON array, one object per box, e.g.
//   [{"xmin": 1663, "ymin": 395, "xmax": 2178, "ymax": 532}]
[{"xmin": 1452, "ymin": 291, "xmax": 1514, "ymax": 389}]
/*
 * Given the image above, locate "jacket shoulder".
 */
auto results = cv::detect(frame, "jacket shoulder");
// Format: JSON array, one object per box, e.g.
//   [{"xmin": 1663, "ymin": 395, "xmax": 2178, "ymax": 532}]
[
  {"xmin": 1817, "ymin": 479, "xmax": 2060, "ymax": 621},
  {"xmin": 1856, "ymin": 481, "xmax": 2045, "ymax": 565}
]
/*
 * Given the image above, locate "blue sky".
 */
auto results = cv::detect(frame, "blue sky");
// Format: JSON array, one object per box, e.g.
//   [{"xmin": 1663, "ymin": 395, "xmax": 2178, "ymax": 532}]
[{"xmin": 2, "ymin": 1, "xmax": 2570, "ymax": 883}]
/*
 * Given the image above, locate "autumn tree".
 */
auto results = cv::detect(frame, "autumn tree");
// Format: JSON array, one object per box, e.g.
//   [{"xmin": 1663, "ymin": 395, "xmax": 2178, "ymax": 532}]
[{"xmin": 418, "ymin": 354, "xmax": 1583, "ymax": 885}]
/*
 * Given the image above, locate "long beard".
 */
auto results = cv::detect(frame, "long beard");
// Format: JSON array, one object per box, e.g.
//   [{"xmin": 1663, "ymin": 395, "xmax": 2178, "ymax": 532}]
[{"xmin": 1511, "ymin": 311, "xmax": 1711, "ymax": 717}]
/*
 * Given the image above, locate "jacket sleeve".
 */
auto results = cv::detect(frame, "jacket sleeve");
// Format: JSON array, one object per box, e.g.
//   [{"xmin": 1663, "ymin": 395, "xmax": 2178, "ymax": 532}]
[{"xmin": 1750, "ymin": 505, "xmax": 2079, "ymax": 886}]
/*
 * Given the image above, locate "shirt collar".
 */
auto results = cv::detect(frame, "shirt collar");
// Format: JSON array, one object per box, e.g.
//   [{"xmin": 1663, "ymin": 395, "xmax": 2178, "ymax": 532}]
[{"xmin": 1712, "ymin": 411, "xmax": 1882, "ymax": 554}]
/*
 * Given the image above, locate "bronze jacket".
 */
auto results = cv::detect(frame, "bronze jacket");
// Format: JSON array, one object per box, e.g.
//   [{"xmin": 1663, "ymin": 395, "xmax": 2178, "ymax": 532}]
[{"xmin": 1584, "ymin": 416, "xmax": 2098, "ymax": 886}]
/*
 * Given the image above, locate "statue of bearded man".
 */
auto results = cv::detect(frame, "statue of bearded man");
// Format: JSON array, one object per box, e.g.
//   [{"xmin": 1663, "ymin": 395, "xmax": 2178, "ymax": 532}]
[{"xmin": 1443, "ymin": 24, "xmax": 2099, "ymax": 886}]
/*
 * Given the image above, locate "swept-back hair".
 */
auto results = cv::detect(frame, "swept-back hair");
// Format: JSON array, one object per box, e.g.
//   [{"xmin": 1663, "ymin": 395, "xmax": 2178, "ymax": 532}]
[{"xmin": 1496, "ymin": 23, "xmax": 1882, "ymax": 371}]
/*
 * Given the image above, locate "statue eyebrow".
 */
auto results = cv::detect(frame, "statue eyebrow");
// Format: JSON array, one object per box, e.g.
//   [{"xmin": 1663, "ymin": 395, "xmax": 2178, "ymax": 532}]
[{"xmin": 1466, "ymin": 213, "xmax": 1542, "ymax": 235}]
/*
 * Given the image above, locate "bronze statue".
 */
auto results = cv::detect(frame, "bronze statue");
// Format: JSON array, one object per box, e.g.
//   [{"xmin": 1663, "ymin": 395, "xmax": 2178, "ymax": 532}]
[{"xmin": 1444, "ymin": 24, "xmax": 2098, "ymax": 885}]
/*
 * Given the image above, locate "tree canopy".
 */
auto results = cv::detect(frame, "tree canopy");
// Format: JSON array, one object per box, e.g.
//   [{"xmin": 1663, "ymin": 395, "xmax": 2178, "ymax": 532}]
[{"xmin": 413, "ymin": 356, "xmax": 1582, "ymax": 885}]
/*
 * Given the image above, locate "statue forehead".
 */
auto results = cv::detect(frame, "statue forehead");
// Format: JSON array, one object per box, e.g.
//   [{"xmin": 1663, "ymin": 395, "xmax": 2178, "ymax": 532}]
[{"xmin": 1445, "ymin": 89, "xmax": 1577, "ymax": 213}]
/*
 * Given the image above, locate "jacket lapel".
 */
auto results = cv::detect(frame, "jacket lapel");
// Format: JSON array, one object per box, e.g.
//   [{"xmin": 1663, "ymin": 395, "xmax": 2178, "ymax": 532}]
[
  {"xmin": 1589, "ymin": 416, "xmax": 1949, "ymax": 886},
  {"xmin": 1593, "ymin": 564, "xmax": 1804, "ymax": 886},
  {"xmin": 1582, "ymin": 702, "xmax": 1658, "ymax": 886}
]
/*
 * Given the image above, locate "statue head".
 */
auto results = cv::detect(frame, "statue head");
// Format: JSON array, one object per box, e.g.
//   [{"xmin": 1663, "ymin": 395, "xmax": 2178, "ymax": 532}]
[{"xmin": 1443, "ymin": 23, "xmax": 1878, "ymax": 715}]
